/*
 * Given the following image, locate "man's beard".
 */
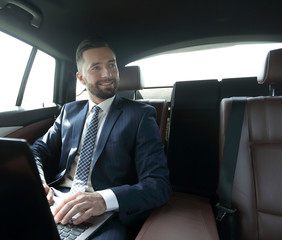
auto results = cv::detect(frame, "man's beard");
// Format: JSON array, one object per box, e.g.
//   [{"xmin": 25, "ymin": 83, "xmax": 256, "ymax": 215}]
[{"xmin": 87, "ymin": 78, "xmax": 119, "ymax": 100}]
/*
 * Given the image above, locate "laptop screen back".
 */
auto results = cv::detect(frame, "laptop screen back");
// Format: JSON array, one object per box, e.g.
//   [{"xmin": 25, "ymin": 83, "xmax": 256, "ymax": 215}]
[{"xmin": 0, "ymin": 138, "xmax": 60, "ymax": 240}]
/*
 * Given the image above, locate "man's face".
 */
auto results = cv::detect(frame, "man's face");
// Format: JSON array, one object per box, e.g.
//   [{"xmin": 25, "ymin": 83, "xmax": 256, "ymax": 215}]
[{"xmin": 77, "ymin": 47, "xmax": 119, "ymax": 103}]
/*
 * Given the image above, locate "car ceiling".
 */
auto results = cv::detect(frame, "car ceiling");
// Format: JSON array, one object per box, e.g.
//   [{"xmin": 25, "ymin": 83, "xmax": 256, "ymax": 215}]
[{"xmin": 0, "ymin": 0, "xmax": 281, "ymax": 66}]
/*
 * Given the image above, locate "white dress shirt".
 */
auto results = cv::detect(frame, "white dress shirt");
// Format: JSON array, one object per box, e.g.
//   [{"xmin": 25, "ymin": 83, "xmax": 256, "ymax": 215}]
[{"xmin": 58, "ymin": 95, "xmax": 119, "ymax": 212}]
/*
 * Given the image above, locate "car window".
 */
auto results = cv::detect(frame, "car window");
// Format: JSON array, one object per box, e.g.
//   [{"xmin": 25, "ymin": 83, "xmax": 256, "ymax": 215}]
[
  {"xmin": 0, "ymin": 31, "xmax": 55, "ymax": 111},
  {"xmin": 21, "ymin": 50, "xmax": 55, "ymax": 109},
  {"xmin": 128, "ymin": 42, "xmax": 282, "ymax": 87}
]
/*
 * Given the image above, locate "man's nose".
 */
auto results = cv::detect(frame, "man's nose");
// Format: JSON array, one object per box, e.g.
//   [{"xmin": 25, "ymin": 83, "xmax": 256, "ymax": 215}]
[{"xmin": 101, "ymin": 67, "xmax": 112, "ymax": 78}]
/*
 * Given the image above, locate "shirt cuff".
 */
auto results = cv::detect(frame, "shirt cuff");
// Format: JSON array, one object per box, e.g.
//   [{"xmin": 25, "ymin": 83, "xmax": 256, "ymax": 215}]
[{"xmin": 97, "ymin": 189, "xmax": 119, "ymax": 212}]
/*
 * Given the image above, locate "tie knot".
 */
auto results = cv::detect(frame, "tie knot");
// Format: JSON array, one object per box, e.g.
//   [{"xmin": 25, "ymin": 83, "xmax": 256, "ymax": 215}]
[{"xmin": 93, "ymin": 105, "xmax": 100, "ymax": 114}]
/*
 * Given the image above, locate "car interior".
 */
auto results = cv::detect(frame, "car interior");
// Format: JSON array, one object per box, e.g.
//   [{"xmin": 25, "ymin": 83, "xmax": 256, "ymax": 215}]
[{"xmin": 1, "ymin": 0, "xmax": 282, "ymax": 239}]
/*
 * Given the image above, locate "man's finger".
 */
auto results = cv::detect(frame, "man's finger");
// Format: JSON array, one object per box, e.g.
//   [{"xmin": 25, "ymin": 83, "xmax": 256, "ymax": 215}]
[
  {"xmin": 59, "ymin": 203, "xmax": 84, "ymax": 225},
  {"xmin": 41, "ymin": 181, "xmax": 54, "ymax": 204},
  {"xmin": 53, "ymin": 194, "xmax": 78, "ymax": 224},
  {"xmin": 72, "ymin": 209, "xmax": 92, "ymax": 225},
  {"xmin": 47, "ymin": 187, "xmax": 54, "ymax": 204}
]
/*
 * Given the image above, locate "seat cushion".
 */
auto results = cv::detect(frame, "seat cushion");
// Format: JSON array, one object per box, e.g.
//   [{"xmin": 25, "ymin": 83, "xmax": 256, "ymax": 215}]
[{"xmin": 135, "ymin": 192, "xmax": 219, "ymax": 240}]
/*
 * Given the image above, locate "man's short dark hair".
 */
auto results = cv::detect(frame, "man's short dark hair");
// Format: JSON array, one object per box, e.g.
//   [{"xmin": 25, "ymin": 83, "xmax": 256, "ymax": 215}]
[{"xmin": 76, "ymin": 37, "xmax": 114, "ymax": 72}]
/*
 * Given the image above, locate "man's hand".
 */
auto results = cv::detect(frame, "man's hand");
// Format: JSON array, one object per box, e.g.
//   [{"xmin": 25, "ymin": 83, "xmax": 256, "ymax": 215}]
[
  {"xmin": 42, "ymin": 180, "xmax": 54, "ymax": 204},
  {"xmin": 52, "ymin": 192, "xmax": 107, "ymax": 225}
]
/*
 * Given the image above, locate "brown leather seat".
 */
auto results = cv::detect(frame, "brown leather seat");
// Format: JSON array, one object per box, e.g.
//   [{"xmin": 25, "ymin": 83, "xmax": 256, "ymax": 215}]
[
  {"xmin": 118, "ymin": 66, "xmax": 169, "ymax": 144},
  {"xmin": 219, "ymin": 48, "xmax": 282, "ymax": 240},
  {"xmin": 135, "ymin": 192, "xmax": 219, "ymax": 240}
]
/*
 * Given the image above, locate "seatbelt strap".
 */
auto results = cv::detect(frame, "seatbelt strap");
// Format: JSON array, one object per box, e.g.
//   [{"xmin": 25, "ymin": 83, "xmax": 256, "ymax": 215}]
[
  {"xmin": 217, "ymin": 97, "xmax": 247, "ymax": 219},
  {"xmin": 216, "ymin": 98, "xmax": 247, "ymax": 240}
]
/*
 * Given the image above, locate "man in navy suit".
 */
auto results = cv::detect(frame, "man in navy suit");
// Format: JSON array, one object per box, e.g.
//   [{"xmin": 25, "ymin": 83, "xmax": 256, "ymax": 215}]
[{"xmin": 32, "ymin": 37, "xmax": 172, "ymax": 239}]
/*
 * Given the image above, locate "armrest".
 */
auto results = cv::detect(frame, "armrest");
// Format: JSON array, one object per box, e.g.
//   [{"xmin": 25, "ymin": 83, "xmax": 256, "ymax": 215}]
[{"xmin": 135, "ymin": 192, "xmax": 219, "ymax": 240}]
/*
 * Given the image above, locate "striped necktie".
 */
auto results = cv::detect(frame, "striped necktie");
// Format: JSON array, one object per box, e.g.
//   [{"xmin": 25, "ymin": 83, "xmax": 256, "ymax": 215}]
[{"xmin": 70, "ymin": 105, "xmax": 100, "ymax": 194}]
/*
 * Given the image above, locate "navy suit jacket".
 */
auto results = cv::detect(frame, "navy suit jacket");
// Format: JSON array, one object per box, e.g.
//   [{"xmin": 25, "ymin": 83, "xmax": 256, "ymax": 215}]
[{"xmin": 33, "ymin": 95, "xmax": 172, "ymax": 221}]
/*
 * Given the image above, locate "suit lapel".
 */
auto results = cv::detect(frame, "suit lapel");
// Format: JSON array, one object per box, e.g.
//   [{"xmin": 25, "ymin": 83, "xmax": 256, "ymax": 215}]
[
  {"xmin": 93, "ymin": 96, "xmax": 123, "ymax": 167},
  {"xmin": 68, "ymin": 101, "xmax": 89, "ymax": 167}
]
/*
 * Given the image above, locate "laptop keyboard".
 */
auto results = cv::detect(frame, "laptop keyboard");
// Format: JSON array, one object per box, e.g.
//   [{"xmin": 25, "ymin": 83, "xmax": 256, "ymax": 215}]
[{"xmin": 57, "ymin": 222, "xmax": 91, "ymax": 240}]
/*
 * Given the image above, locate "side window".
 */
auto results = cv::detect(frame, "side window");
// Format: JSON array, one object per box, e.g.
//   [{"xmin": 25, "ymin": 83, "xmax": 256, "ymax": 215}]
[
  {"xmin": 0, "ymin": 31, "xmax": 55, "ymax": 111},
  {"xmin": 0, "ymin": 32, "xmax": 32, "ymax": 111},
  {"xmin": 21, "ymin": 50, "xmax": 55, "ymax": 108}
]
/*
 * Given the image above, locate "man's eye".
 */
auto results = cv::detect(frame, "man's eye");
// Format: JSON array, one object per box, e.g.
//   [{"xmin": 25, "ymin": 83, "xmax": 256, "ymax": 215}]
[
  {"xmin": 109, "ymin": 64, "xmax": 116, "ymax": 68},
  {"xmin": 92, "ymin": 66, "xmax": 100, "ymax": 71}
]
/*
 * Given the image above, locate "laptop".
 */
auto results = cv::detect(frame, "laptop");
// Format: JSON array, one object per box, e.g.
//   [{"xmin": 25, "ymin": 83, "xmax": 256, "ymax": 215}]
[{"xmin": 0, "ymin": 137, "xmax": 114, "ymax": 240}]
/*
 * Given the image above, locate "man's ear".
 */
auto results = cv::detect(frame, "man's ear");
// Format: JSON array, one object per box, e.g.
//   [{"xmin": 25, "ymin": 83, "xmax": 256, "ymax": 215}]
[{"xmin": 77, "ymin": 72, "xmax": 86, "ymax": 85}]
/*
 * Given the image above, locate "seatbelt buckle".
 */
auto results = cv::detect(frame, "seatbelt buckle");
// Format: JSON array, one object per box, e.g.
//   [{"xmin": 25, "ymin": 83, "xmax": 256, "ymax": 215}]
[{"xmin": 216, "ymin": 203, "xmax": 237, "ymax": 221}]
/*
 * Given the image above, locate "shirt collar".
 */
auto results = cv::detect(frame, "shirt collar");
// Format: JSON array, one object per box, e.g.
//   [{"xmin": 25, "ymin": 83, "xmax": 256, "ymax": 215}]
[{"xmin": 88, "ymin": 95, "xmax": 115, "ymax": 113}]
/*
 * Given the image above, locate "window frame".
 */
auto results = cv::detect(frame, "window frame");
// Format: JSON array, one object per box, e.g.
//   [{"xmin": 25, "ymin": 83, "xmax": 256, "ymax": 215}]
[
  {"xmin": 16, "ymin": 47, "xmax": 38, "ymax": 106},
  {"xmin": 0, "ymin": 31, "xmax": 59, "ymax": 112}
]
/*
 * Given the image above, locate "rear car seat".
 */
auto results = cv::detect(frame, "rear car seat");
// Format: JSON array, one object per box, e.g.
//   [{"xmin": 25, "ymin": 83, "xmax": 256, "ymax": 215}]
[
  {"xmin": 135, "ymin": 79, "xmax": 221, "ymax": 240},
  {"xmin": 118, "ymin": 66, "xmax": 169, "ymax": 145},
  {"xmin": 167, "ymin": 79, "xmax": 220, "ymax": 199},
  {"xmin": 167, "ymin": 76, "xmax": 271, "ymax": 198},
  {"xmin": 220, "ymin": 76, "xmax": 269, "ymax": 99},
  {"xmin": 135, "ymin": 192, "xmax": 219, "ymax": 240},
  {"xmin": 118, "ymin": 66, "xmax": 144, "ymax": 99},
  {"xmin": 217, "ymin": 48, "xmax": 282, "ymax": 239}
]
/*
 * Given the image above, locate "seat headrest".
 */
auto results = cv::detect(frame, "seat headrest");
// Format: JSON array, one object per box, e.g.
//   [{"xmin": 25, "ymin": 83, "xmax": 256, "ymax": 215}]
[
  {"xmin": 118, "ymin": 66, "xmax": 144, "ymax": 91},
  {"xmin": 258, "ymin": 48, "xmax": 282, "ymax": 84}
]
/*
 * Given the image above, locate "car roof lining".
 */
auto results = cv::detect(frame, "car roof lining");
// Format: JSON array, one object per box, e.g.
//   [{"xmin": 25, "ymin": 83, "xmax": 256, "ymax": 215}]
[{"xmin": 0, "ymin": 0, "xmax": 282, "ymax": 65}]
